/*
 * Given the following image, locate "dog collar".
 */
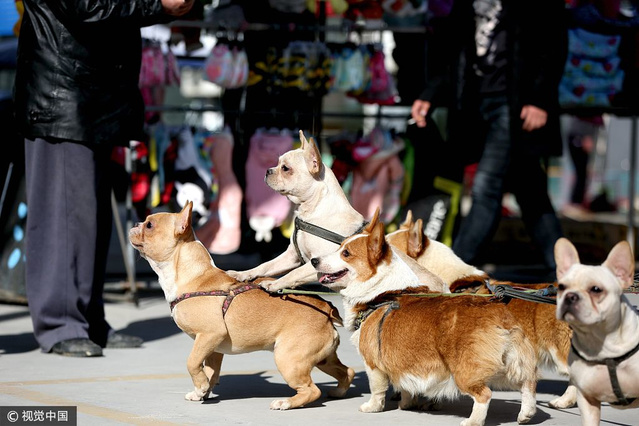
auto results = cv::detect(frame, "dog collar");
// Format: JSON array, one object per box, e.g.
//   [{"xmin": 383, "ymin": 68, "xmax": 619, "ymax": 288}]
[
  {"xmin": 571, "ymin": 340, "xmax": 639, "ymax": 406},
  {"xmin": 170, "ymin": 284, "xmax": 261, "ymax": 316},
  {"xmin": 293, "ymin": 217, "xmax": 368, "ymax": 265}
]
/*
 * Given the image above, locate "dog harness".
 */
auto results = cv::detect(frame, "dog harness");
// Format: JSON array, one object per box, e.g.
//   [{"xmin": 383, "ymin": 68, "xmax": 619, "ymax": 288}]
[
  {"xmin": 293, "ymin": 217, "xmax": 368, "ymax": 265},
  {"xmin": 353, "ymin": 300, "xmax": 400, "ymax": 331},
  {"xmin": 571, "ymin": 340, "xmax": 639, "ymax": 406},
  {"xmin": 170, "ymin": 283, "xmax": 261, "ymax": 316}
]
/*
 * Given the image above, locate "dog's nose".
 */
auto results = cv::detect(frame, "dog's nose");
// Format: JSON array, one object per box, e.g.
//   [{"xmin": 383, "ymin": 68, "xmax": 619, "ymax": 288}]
[
  {"xmin": 311, "ymin": 258, "xmax": 319, "ymax": 267},
  {"xmin": 266, "ymin": 168, "xmax": 274, "ymax": 176},
  {"xmin": 565, "ymin": 292, "xmax": 580, "ymax": 305}
]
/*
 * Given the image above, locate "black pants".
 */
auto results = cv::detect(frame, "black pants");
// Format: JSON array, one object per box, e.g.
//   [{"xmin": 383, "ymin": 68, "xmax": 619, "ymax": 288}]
[
  {"xmin": 452, "ymin": 96, "xmax": 563, "ymax": 270},
  {"xmin": 24, "ymin": 138, "xmax": 113, "ymax": 352}
]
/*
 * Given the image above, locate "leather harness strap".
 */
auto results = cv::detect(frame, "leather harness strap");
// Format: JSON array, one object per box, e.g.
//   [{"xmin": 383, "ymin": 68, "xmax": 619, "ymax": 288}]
[
  {"xmin": 571, "ymin": 340, "xmax": 639, "ymax": 406},
  {"xmin": 293, "ymin": 217, "xmax": 368, "ymax": 265},
  {"xmin": 170, "ymin": 283, "xmax": 261, "ymax": 316}
]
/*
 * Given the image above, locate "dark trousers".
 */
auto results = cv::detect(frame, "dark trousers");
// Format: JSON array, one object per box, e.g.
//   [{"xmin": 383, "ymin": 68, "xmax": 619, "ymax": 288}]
[
  {"xmin": 452, "ymin": 96, "xmax": 563, "ymax": 270},
  {"xmin": 24, "ymin": 138, "xmax": 113, "ymax": 352}
]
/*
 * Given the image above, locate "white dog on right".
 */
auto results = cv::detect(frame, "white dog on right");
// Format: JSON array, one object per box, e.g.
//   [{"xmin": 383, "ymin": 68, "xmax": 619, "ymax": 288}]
[{"xmin": 555, "ymin": 238, "xmax": 639, "ymax": 426}]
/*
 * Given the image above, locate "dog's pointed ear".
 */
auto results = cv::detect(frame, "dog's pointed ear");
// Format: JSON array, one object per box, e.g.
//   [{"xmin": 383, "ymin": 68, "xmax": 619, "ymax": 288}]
[
  {"xmin": 408, "ymin": 218, "xmax": 424, "ymax": 258},
  {"xmin": 176, "ymin": 201, "xmax": 193, "ymax": 237},
  {"xmin": 555, "ymin": 238, "xmax": 580, "ymax": 281},
  {"xmin": 299, "ymin": 129, "xmax": 308, "ymax": 149},
  {"xmin": 401, "ymin": 210, "xmax": 413, "ymax": 230},
  {"xmin": 368, "ymin": 220, "xmax": 387, "ymax": 263},
  {"xmin": 364, "ymin": 207, "xmax": 381, "ymax": 234},
  {"xmin": 300, "ymin": 130, "xmax": 324, "ymax": 178},
  {"xmin": 603, "ymin": 240, "xmax": 635, "ymax": 290}
]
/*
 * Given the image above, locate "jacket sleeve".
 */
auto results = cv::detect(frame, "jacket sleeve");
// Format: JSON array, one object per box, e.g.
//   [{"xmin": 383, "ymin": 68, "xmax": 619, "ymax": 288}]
[
  {"xmin": 417, "ymin": 1, "xmax": 467, "ymax": 108},
  {"xmin": 516, "ymin": 0, "xmax": 567, "ymax": 112},
  {"xmin": 50, "ymin": 0, "xmax": 170, "ymax": 27}
]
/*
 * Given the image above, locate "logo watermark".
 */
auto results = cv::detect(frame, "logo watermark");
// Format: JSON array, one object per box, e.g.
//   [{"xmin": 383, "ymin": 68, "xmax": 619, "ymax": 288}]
[{"xmin": 0, "ymin": 407, "xmax": 76, "ymax": 426}]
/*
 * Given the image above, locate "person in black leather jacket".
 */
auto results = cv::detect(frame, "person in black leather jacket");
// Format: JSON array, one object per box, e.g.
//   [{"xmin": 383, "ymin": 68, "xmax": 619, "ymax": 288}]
[
  {"xmin": 410, "ymin": 0, "xmax": 567, "ymax": 278},
  {"xmin": 13, "ymin": 0, "xmax": 194, "ymax": 357}
]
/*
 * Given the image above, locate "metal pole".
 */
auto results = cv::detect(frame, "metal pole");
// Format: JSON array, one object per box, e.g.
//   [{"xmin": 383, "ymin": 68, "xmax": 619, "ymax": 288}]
[{"xmin": 627, "ymin": 116, "xmax": 637, "ymax": 253}]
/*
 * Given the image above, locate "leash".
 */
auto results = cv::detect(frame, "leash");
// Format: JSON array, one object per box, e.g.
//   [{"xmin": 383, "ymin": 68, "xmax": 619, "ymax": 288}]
[
  {"xmin": 571, "ymin": 340, "xmax": 639, "ymax": 406},
  {"xmin": 292, "ymin": 217, "xmax": 368, "ymax": 265},
  {"xmin": 485, "ymin": 282, "xmax": 558, "ymax": 305},
  {"xmin": 170, "ymin": 283, "xmax": 261, "ymax": 316}
]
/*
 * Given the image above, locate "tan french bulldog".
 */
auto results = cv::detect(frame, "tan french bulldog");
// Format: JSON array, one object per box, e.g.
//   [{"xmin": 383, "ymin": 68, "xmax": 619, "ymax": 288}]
[
  {"xmin": 226, "ymin": 130, "xmax": 367, "ymax": 291},
  {"xmin": 129, "ymin": 202, "xmax": 354, "ymax": 409},
  {"xmin": 555, "ymin": 238, "xmax": 639, "ymax": 425}
]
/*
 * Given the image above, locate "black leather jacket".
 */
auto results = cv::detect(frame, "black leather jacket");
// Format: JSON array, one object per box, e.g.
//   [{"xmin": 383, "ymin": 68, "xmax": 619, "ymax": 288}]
[{"xmin": 13, "ymin": 0, "xmax": 168, "ymax": 145}]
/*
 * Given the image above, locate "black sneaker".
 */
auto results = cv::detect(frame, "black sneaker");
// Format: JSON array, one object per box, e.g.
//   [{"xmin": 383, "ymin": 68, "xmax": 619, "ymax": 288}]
[
  {"xmin": 106, "ymin": 333, "xmax": 143, "ymax": 349},
  {"xmin": 50, "ymin": 338, "xmax": 103, "ymax": 357}
]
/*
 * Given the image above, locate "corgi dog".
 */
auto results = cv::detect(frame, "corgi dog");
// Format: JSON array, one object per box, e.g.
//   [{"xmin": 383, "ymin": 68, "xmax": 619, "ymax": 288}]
[
  {"xmin": 311, "ymin": 210, "xmax": 538, "ymax": 425},
  {"xmin": 386, "ymin": 211, "xmax": 576, "ymax": 409}
]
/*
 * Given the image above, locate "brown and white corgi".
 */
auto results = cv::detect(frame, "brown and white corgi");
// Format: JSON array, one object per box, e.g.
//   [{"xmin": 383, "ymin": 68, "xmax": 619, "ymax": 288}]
[
  {"xmin": 311, "ymin": 210, "xmax": 538, "ymax": 425},
  {"xmin": 386, "ymin": 211, "xmax": 576, "ymax": 409}
]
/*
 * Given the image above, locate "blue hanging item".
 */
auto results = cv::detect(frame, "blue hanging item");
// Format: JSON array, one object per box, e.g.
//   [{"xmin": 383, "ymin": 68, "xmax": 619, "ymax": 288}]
[{"xmin": 0, "ymin": 0, "xmax": 19, "ymax": 37}]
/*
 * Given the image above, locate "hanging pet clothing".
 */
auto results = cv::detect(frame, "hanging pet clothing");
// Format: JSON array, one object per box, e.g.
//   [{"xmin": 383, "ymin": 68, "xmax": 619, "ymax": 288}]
[
  {"xmin": 195, "ymin": 127, "xmax": 243, "ymax": 255},
  {"xmin": 245, "ymin": 129, "xmax": 294, "ymax": 243}
]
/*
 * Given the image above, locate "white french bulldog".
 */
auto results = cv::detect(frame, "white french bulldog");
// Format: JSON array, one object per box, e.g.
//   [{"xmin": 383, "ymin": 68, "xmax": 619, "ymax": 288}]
[
  {"xmin": 555, "ymin": 238, "xmax": 639, "ymax": 426},
  {"xmin": 226, "ymin": 131, "xmax": 367, "ymax": 291}
]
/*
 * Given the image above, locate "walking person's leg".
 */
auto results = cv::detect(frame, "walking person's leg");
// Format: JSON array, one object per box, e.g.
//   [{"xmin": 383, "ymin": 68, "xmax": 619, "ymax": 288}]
[{"xmin": 453, "ymin": 97, "xmax": 511, "ymax": 265}]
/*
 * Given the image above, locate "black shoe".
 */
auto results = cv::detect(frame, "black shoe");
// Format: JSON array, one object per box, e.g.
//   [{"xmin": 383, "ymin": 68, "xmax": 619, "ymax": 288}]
[
  {"xmin": 50, "ymin": 338, "xmax": 103, "ymax": 357},
  {"xmin": 106, "ymin": 333, "xmax": 143, "ymax": 349}
]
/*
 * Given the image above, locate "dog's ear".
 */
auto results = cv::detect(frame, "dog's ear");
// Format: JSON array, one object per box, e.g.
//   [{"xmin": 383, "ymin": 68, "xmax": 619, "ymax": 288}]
[
  {"xmin": 364, "ymin": 207, "xmax": 381, "ymax": 234},
  {"xmin": 367, "ymin": 220, "xmax": 387, "ymax": 263},
  {"xmin": 408, "ymin": 218, "xmax": 424, "ymax": 258},
  {"xmin": 555, "ymin": 238, "xmax": 580, "ymax": 281},
  {"xmin": 299, "ymin": 129, "xmax": 309, "ymax": 149},
  {"xmin": 176, "ymin": 201, "xmax": 193, "ymax": 237},
  {"xmin": 300, "ymin": 130, "xmax": 324, "ymax": 178},
  {"xmin": 401, "ymin": 210, "xmax": 413, "ymax": 229},
  {"xmin": 603, "ymin": 240, "xmax": 635, "ymax": 290}
]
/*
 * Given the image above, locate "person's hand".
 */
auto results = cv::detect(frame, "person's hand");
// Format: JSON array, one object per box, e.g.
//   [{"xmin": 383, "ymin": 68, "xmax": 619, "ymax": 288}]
[
  {"xmin": 520, "ymin": 105, "xmax": 547, "ymax": 132},
  {"xmin": 162, "ymin": 0, "xmax": 194, "ymax": 16},
  {"xmin": 410, "ymin": 99, "xmax": 431, "ymax": 128}
]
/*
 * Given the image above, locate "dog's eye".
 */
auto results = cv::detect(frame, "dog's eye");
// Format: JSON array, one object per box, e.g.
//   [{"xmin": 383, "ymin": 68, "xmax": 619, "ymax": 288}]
[
  {"xmin": 281, "ymin": 164, "xmax": 290, "ymax": 172},
  {"xmin": 590, "ymin": 286, "xmax": 602, "ymax": 294},
  {"xmin": 557, "ymin": 283, "xmax": 565, "ymax": 291},
  {"xmin": 342, "ymin": 250, "xmax": 350, "ymax": 258},
  {"xmin": 146, "ymin": 222, "xmax": 153, "ymax": 229}
]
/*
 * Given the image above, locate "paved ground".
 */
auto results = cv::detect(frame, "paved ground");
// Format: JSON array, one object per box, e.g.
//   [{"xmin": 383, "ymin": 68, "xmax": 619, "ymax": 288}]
[{"xmin": 1, "ymin": 289, "xmax": 637, "ymax": 426}]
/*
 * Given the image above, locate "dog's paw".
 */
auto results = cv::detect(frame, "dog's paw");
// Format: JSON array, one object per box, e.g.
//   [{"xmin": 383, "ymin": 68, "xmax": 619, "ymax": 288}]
[
  {"xmin": 226, "ymin": 270, "xmax": 251, "ymax": 282},
  {"xmin": 359, "ymin": 400, "xmax": 384, "ymax": 413},
  {"xmin": 548, "ymin": 396, "xmax": 575, "ymax": 409},
  {"xmin": 184, "ymin": 388, "xmax": 210, "ymax": 401},
  {"xmin": 548, "ymin": 386, "xmax": 577, "ymax": 409},
  {"xmin": 261, "ymin": 279, "xmax": 288, "ymax": 293},
  {"xmin": 184, "ymin": 391, "xmax": 203, "ymax": 401},
  {"xmin": 516, "ymin": 407, "xmax": 536, "ymax": 424},
  {"xmin": 269, "ymin": 399, "xmax": 292, "ymax": 410}
]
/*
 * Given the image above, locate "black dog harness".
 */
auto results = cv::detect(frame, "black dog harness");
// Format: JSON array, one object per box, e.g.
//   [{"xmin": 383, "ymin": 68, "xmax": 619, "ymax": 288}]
[
  {"xmin": 170, "ymin": 284, "xmax": 261, "ymax": 316},
  {"xmin": 293, "ymin": 217, "xmax": 368, "ymax": 264},
  {"xmin": 571, "ymin": 341, "xmax": 639, "ymax": 406}
]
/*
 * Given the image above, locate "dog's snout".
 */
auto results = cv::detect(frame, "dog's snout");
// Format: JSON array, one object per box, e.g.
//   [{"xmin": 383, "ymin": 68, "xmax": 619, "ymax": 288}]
[
  {"xmin": 565, "ymin": 292, "xmax": 580, "ymax": 305},
  {"xmin": 266, "ymin": 168, "xmax": 274, "ymax": 176},
  {"xmin": 311, "ymin": 258, "xmax": 319, "ymax": 267}
]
